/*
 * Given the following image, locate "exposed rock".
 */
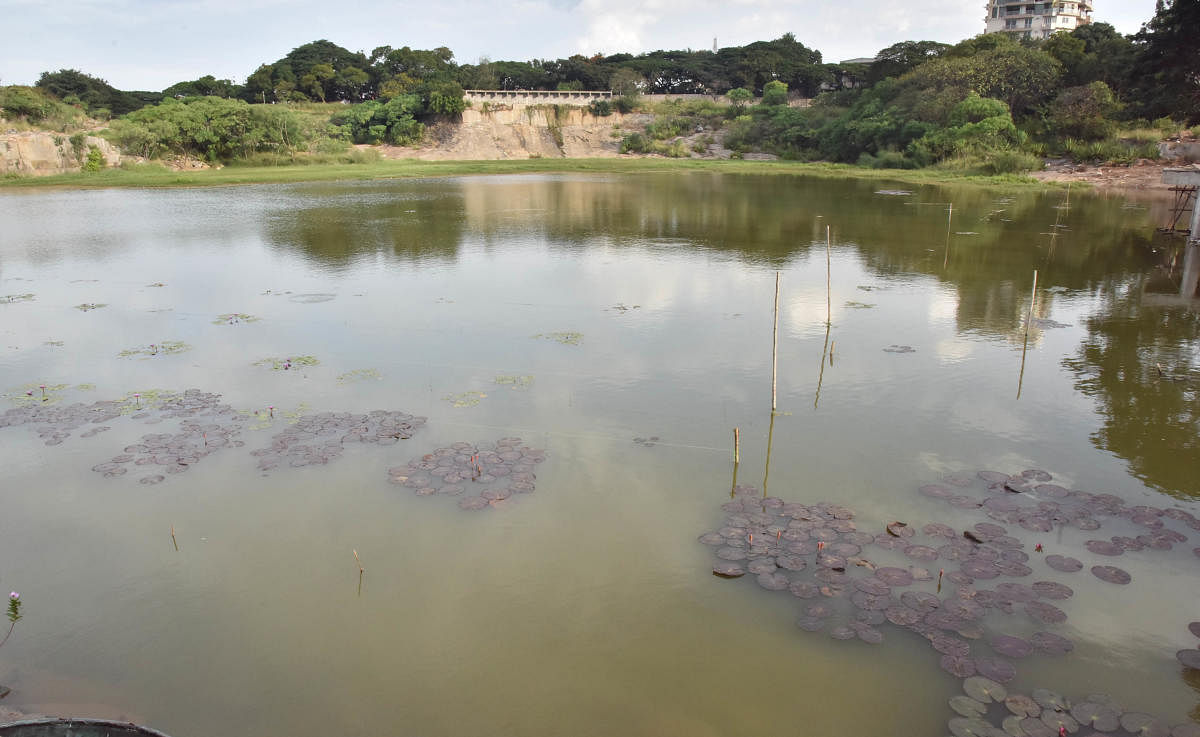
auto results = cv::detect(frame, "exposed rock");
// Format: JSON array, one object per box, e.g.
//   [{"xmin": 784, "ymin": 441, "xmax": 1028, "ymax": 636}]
[{"xmin": 0, "ymin": 131, "xmax": 121, "ymax": 176}]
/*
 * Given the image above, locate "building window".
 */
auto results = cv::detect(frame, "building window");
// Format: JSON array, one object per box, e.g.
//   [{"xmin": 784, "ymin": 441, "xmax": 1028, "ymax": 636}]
[{"xmin": 1006, "ymin": 19, "xmax": 1017, "ymax": 28}]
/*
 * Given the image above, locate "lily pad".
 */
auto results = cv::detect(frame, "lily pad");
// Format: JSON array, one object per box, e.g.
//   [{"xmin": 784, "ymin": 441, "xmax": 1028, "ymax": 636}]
[
  {"xmin": 254, "ymin": 355, "xmax": 320, "ymax": 371},
  {"xmin": 1045, "ymin": 555, "xmax": 1083, "ymax": 573},
  {"xmin": 964, "ymin": 675, "xmax": 1007, "ymax": 704},
  {"xmin": 950, "ymin": 695, "xmax": 987, "ymax": 717},
  {"xmin": 213, "ymin": 312, "xmax": 259, "ymax": 325},
  {"xmin": 1071, "ymin": 702, "xmax": 1122, "ymax": 732},
  {"xmin": 1090, "ymin": 565, "xmax": 1131, "ymax": 585}
]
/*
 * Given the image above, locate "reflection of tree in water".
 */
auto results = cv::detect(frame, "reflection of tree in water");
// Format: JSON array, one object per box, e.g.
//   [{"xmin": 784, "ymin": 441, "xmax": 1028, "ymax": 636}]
[
  {"xmin": 265, "ymin": 183, "xmax": 464, "ymax": 268},
  {"xmin": 1063, "ymin": 258, "xmax": 1200, "ymax": 499}
]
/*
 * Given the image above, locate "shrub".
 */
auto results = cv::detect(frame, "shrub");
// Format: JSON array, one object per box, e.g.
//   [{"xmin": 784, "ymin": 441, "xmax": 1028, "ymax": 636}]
[
  {"xmin": 588, "ymin": 99, "xmax": 612, "ymax": 116},
  {"xmin": 613, "ymin": 96, "xmax": 637, "ymax": 114},
  {"xmin": 762, "ymin": 80, "xmax": 788, "ymax": 106},
  {"xmin": 83, "ymin": 145, "xmax": 105, "ymax": 172}
]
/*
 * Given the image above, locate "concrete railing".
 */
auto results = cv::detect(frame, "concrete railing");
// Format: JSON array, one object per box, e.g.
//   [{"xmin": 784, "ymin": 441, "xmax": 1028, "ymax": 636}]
[{"xmin": 464, "ymin": 90, "xmax": 612, "ymax": 106}]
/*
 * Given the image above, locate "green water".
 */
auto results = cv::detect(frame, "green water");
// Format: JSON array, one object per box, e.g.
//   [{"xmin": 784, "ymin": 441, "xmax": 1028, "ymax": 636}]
[{"xmin": 0, "ymin": 173, "xmax": 1196, "ymax": 737}]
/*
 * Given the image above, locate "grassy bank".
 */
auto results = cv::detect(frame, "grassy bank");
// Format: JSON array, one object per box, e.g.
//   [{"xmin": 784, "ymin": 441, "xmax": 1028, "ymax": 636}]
[{"xmin": 0, "ymin": 157, "xmax": 1053, "ymax": 191}]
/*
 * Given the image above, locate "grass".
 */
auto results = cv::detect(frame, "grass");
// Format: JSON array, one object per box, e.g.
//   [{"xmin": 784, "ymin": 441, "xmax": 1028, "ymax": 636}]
[{"xmin": 0, "ymin": 157, "xmax": 1051, "ymax": 191}]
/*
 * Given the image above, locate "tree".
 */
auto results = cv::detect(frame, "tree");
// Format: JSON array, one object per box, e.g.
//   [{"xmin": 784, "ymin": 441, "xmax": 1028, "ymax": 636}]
[
  {"xmin": 867, "ymin": 41, "xmax": 949, "ymax": 84},
  {"xmin": 727, "ymin": 87, "xmax": 752, "ymax": 112},
  {"xmin": 608, "ymin": 67, "xmax": 644, "ymax": 97},
  {"xmin": 762, "ymin": 80, "xmax": 788, "ymax": 106},
  {"xmin": 1049, "ymin": 81, "xmax": 1121, "ymax": 140},
  {"xmin": 1129, "ymin": 0, "xmax": 1200, "ymax": 123}
]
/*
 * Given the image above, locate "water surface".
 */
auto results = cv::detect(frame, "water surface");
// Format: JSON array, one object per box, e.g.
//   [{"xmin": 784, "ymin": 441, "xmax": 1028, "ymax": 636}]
[{"xmin": 0, "ymin": 173, "xmax": 1197, "ymax": 737}]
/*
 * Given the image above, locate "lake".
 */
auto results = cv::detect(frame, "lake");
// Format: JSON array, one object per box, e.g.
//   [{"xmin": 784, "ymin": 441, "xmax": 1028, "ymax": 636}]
[{"xmin": 0, "ymin": 173, "xmax": 1197, "ymax": 737}]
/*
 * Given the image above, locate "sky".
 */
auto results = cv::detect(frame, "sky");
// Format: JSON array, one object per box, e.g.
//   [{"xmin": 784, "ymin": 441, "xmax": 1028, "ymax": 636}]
[{"xmin": 0, "ymin": 0, "xmax": 1162, "ymax": 91}]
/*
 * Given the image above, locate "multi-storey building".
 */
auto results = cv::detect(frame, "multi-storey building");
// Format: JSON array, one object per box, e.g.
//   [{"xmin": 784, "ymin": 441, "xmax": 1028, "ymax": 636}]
[{"xmin": 983, "ymin": 1, "xmax": 1093, "ymax": 40}]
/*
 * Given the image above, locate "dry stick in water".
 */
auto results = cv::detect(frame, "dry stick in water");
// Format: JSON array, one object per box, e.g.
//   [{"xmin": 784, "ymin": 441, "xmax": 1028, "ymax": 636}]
[
  {"xmin": 1016, "ymin": 269, "xmax": 1039, "ymax": 399},
  {"xmin": 771, "ymin": 271, "xmax": 781, "ymax": 411},
  {"xmin": 825, "ymin": 226, "xmax": 832, "ymax": 326},
  {"xmin": 353, "ymin": 549, "xmax": 364, "ymax": 573},
  {"xmin": 943, "ymin": 203, "xmax": 953, "ymax": 269},
  {"xmin": 171, "ymin": 525, "xmax": 178, "ymax": 552},
  {"xmin": 733, "ymin": 427, "xmax": 740, "ymax": 464}
]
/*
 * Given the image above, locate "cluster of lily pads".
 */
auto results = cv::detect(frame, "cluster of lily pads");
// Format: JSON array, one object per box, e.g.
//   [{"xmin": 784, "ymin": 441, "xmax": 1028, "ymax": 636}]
[
  {"xmin": 251, "ymin": 410, "xmax": 427, "ymax": 472},
  {"xmin": 945, "ymin": 676, "xmax": 1200, "ymax": 737},
  {"xmin": 699, "ymin": 469, "xmax": 1200, "ymax": 734},
  {"xmin": 387, "ymin": 437, "xmax": 544, "ymax": 511}
]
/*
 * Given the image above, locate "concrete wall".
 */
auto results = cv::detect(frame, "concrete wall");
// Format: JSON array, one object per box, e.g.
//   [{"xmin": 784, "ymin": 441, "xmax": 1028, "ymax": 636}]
[{"xmin": 1160, "ymin": 141, "xmax": 1200, "ymax": 164}]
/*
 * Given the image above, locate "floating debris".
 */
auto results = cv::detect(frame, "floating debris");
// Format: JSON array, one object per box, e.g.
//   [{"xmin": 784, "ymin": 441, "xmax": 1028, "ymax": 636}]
[
  {"xmin": 74, "ymin": 303, "xmax": 107, "ymax": 311},
  {"xmin": 633, "ymin": 436, "xmax": 661, "ymax": 448},
  {"xmin": 213, "ymin": 312, "xmax": 259, "ymax": 325},
  {"xmin": 882, "ymin": 345, "xmax": 916, "ymax": 353},
  {"xmin": 844, "ymin": 301, "xmax": 876, "ymax": 309},
  {"xmin": 2, "ymin": 294, "xmax": 35, "ymax": 303},
  {"xmin": 609, "ymin": 303, "xmax": 641, "ymax": 313},
  {"xmin": 533, "ymin": 331, "xmax": 583, "ymax": 346}
]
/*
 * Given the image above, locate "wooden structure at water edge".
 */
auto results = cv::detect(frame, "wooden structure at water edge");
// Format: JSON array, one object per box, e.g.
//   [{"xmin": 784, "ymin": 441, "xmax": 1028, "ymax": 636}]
[{"xmin": 1163, "ymin": 168, "xmax": 1200, "ymax": 242}]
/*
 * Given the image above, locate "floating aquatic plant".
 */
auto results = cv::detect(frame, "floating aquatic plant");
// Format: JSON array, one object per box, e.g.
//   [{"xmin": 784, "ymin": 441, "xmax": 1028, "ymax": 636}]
[
  {"xmin": 6, "ymin": 382, "xmax": 69, "ymax": 405},
  {"xmin": 2, "ymin": 294, "xmax": 34, "ymax": 304},
  {"xmin": 845, "ymin": 301, "xmax": 876, "ymax": 309},
  {"xmin": 883, "ymin": 345, "xmax": 916, "ymax": 353},
  {"xmin": 253, "ymin": 356, "xmax": 319, "ymax": 371},
  {"xmin": 338, "ymin": 369, "xmax": 381, "ymax": 384},
  {"xmin": 118, "ymin": 341, "xmax": 190, "ymax": 358},
  {"xmin": 74, "ymin": 303, "xmax": 107, "ymax": 311},
  {"xmin": 609, "ymin": 303, "xmax": 641, "ymax": 313},
  {"xmin": 534, "ymin": 331, "xmax": 583, "ymax": 345},
  {"xmin": 494, "ymin": 375, "xmax": 534, "ymax": 390},
  {"xmin": 75, "ymin": 383, "xmax": 96, "ymax": 391},
  {"xmin": 443, "ymin": 391, "xmax": 486, "ymax": 408},
  {"xmin": 240, "ymin": 402, "xmax": 310, "ymax": 430},
  {"xmin": 288, "ymin": 293, "xmax": 335, "ymax": 304},
  {"xmin": 44, "ymin": 341, "xmax": 64, "ymax": 347},
  {"xmin": 213, "ymin": 313, "xmax": 259, "ymax": 325}
]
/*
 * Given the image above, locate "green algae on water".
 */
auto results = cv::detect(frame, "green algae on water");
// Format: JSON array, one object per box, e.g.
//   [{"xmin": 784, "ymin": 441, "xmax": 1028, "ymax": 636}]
[
  {"xmin": 118, "ymin": 341, "xmax": 191, "ymax": 358},
  {"xmin": 253, "ymin": 356, "xmax": 319, "ymax": 371},
  {"xmin": 534, "ymin": 331, "xmax": 583, "ymax": 345},
  {"xmin": 337, "ymin": 369, "xmax": 381, "ymax": 384},
  {"xmin": 494, "ymin": 375, "xmax": 534, "ymax": 390},
  {"xmin": 444, "ymin": 391, "xmax": 487, "ymax": 408},
  {"xmin": 214, "ymin": 312, "xmax": 259, "ymax": 325}
]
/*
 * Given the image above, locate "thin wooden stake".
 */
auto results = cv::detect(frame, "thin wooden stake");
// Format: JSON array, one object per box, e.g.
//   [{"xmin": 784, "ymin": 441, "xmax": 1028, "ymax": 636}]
[
  {"xmin": 825, "ymin": 226, "xmax": 832, "ymax": 327},
  {"xmin": 771, "ymin": 271, "xmax": 781, "ymax": 411},
  {"xmin": 1017, "ymin": 269, "xmax": 1038, "ymax": 399},
  {"xmin": 171, "ymin": 525, "xmax": 178, "ymax": 552},
  {"xmin": 733, "ymin": 427, "xmax": 740, "ymax": 464},
  {"xmin": 353, "ymin": 549, "xmax": 364, "ymax": 573}
]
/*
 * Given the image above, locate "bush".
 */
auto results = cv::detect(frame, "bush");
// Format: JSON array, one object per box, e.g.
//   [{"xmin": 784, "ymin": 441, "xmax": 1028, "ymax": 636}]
[
  {"xmin": 588, "ymin": 99, "xmax": 612, "ymax": 116},
  {"xmin": 82, "ymin": 145, "xmax": 105, "ymax": 172},
  {"xmin": 762, "ymin": 80, "xmax": 788, "ymax": 106},
  {"xmin": 1048, "ymin": 82, "xmax": 1120, "ymax": 141},
  {"xmin": 613, "ymin": 96, "xmax": 637, "ymax": 114}
]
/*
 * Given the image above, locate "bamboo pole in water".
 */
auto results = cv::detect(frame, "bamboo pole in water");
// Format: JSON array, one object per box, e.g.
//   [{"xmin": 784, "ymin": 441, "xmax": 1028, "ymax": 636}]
[
  {"xmin": 733, "ymin": 427, "xmax": 740, "ymax": 464},
  {"xmin": 771, "ymin": 271, "xmax": 781, "ymax": 411},
  {"xmin": 825, "ymin": 226, "xmax": 832, "ymax": 326},
  {"xmin": 1016, "ymin": 269, "xmax": 1039, "ymax": 399}
]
